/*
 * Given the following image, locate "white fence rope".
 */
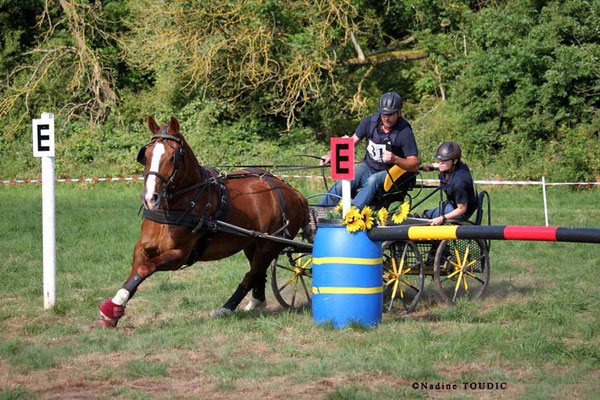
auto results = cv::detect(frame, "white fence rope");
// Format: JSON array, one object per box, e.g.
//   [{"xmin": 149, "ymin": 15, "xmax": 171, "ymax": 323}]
[{"xmin": 2, "ymin": 175, "xmax": 600, "ymax": 186}]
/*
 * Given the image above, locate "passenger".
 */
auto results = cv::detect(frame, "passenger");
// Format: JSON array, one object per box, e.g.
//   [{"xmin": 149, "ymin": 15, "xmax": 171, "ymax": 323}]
[
  {"xmin": 422, "ymin": 141, "xmax": 478, "ymax": 226},
  {"xmin": 318, "ymin": 91, "xmax": 420, "ymax": 209}
]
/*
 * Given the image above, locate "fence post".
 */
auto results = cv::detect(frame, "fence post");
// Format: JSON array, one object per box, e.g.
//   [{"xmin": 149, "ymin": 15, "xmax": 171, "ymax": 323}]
[
  {"xmin": 33, "ymin": 112, "xmax": 56, "ymax": 309},
  {"xmin": 542, "ymin": 176, "xmax": 549, "ymax": 227}
]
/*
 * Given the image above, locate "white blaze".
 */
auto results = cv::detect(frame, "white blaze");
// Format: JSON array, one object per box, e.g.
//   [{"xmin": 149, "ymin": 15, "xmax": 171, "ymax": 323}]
[{"xmin": 145, "ymin": 142, "xmax": 165, "ymax": 205}]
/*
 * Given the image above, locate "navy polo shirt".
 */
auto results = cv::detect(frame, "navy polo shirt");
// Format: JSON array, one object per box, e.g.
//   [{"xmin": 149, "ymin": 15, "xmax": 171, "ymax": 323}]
[
  {"xmin": 355, "ymin": 113, "xmax": 419, "ymax": 171},
  {"xmin": 439, "ymin": 162, "xmax": 478, "ymax": 219}
]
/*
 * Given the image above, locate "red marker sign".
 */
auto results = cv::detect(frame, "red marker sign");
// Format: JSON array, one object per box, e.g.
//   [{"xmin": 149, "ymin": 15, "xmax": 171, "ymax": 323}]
[{"xmin": 330, "ymin": 137, "xmax": 354, "ymax": 180}]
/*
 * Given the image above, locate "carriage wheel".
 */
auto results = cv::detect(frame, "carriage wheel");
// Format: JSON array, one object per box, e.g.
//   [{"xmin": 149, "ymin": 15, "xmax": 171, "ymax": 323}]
[
  {"xmin": 270, "ymin": 249, "xmax": 312, "ymax": 309},
  {"xmin": 382, "ymin": 240, "xmax": 424, "ymax": 315},
  {"xmin": 433, "ymin": 239, "xmax": 490, "ymax": 304}
]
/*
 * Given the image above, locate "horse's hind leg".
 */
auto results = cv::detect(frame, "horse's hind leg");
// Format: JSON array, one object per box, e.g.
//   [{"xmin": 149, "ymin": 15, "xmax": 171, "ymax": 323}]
[
  {"xmin": 242, "ymin": 246, "xmax": 267, "ymax": 311},
  {"xmin": 211, "ymin": 244, "xmax": 278, "ymax": 317}
]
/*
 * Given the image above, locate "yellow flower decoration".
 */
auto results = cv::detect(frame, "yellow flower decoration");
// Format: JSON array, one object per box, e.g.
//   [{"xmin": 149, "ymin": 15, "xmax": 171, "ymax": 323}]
[
  {"xmin": 391, "ymin": 202, "xmax": 411, "ymax": 224},
  {"xmin": 342, "ymin": 206, "xmax": 366, "ymax": 233},
  {"xmin": 361, "ymin": 206, "xmax": 374, "ymax": 230},
  {"xmin": 334, "ymin": 200, "xmax": 343, "ymax": 215},
  {"xmin": 377, "ymin": 208, "xmax": 388, "ymax": 227}
]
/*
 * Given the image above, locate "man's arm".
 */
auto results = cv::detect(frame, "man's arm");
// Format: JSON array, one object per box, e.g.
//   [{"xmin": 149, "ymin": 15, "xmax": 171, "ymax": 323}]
[
  {"xmin": 382, "ymin": 152, "xmax": 420, "ymax": 172},
  {"xmin": 320, "ymin": 134, "xmax": 362, "ymax": 166}
]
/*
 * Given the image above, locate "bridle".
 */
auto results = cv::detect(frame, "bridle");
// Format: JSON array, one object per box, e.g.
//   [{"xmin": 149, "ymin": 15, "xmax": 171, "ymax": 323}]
[{"xmin": 137, "ymin": 125, "xmax": 186, "ymax": 201}]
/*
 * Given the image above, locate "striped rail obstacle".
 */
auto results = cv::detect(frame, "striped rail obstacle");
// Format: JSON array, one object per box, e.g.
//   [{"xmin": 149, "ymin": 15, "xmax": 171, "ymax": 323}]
[{"xmin": 367, "ymin": 225, "xmax": 600, "ymax": 244}]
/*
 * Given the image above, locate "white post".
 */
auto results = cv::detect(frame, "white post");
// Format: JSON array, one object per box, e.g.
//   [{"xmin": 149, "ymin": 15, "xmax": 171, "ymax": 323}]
[
  {"xmin": 342, "ymin": 180, "xmax": 351, "ymax": 217},
  {"xmin": 542, "ymin": 176, "xmax": 549, "ymax": 227},
  {"xmin": 33, "ymin": 113, "xmax": 56, "ymax": 309}
]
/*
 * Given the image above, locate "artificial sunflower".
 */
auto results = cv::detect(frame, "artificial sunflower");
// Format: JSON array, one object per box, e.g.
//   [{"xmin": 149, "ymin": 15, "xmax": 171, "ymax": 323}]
[
  {"xmin": 377, "ymin": 207, "xmax": 389, "ymax": 227},
  {"xmin": 391, "ymin": 202, "xmax": 411, "ymax": 224},
  {"xmin": 341, "ymin": 206, "xmax": 365, "ymax": 232},
  {"xmin": 361, "ymin": 206, "xmax": 374, "ymax": 230},
  {"xmin": 334, "ymin": 200, "xmax": 343, "ymax": 215}
]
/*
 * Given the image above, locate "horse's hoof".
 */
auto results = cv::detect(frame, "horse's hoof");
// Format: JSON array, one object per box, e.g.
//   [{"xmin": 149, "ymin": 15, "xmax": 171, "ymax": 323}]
[
  {"xmin": 243, "ymin": 297, "xmax": 266, "ymax": 311},
  {"xmin": 210, "ymin": 307, "xmax": 233, "ymax": 318},
  {"xmin": 89, "ymin": 318, "xmax": 116, "ymax": 329}
]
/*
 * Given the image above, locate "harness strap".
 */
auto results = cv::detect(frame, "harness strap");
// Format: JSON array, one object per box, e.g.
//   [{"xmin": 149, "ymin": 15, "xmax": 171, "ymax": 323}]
[{"xmin": 143, "ymin": 208, "xmax": 203, "ymax": 228}]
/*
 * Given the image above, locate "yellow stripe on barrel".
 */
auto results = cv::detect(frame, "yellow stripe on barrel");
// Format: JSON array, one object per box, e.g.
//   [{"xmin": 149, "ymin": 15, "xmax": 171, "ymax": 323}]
[
  {"xmin": 312, "ymin": 257, "xmax": 383, "ymax": 265},
  {"xmin": 408, "ymin": 225, "xmax": 458, "ymax": 240},
  {"xmin": 312, "ymin": 286, "xmax": 384, "ymax": 294}
]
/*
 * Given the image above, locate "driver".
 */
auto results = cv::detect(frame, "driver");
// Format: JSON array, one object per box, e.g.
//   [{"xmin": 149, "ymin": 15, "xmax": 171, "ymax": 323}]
[
  {"xmin": 318, "ymin": 91, "xmax": 420, "ymax": 209},
  {"xmin": 422, "ymin": 141, "xmax": 478, "ymax": 225}
]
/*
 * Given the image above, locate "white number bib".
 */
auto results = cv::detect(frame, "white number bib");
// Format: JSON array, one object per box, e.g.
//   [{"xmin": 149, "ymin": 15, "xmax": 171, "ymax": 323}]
[{"xmin": 366, "ymin": 140, "xmax": 386, "ymax": 162}]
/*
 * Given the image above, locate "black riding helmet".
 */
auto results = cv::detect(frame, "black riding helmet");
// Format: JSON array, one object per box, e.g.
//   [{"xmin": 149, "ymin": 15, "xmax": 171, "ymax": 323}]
[
  {"xmin": 436, "ymin": 141, "xmax": 462, "ymax": 161},
  {"xmin": 378, "ymin": 92, "xmax": 403, "ymax": 114}
]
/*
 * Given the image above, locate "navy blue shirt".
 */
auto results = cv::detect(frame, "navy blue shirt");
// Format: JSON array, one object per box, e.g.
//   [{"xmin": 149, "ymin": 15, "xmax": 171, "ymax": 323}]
[
  {"xmin": 355, "ymin": 113, "xmax": 419, "ymax": 171},
  {"xmin": 439, "ymin": 162, "xmax": 478, "ymax": 219}
]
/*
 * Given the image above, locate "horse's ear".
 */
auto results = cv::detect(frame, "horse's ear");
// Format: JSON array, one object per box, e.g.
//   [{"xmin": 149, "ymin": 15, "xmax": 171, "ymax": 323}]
[
  {"xmin": 148, "ymin": 116, "xmax": 160, "ymax": 134},
  {"xmin": 168, "ymin": 116, "xmax": 180, "ymax": 136}
]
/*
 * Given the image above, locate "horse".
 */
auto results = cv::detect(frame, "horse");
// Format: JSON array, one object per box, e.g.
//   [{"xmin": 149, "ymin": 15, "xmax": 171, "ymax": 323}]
[{"xmin": 91, "ymin": 116, "xmax": 311, "ymax": 328}]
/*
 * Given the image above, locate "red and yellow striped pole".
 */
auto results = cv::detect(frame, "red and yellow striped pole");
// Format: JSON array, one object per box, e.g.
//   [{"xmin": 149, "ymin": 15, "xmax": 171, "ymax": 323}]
[{"xmin": 368, "ymin": 225, "xmax": 600, "ymax": 244}]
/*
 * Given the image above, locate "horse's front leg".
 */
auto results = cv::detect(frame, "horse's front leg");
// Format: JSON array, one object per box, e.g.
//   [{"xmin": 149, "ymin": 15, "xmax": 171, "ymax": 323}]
[{"xmin": 91, "ymin": 243, "xmax": 187, "ymax": 328}]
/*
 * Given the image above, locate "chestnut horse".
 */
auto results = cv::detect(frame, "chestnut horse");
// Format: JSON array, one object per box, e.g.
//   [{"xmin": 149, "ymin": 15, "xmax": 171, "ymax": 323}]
[{"xmin": 92, "ymin": 116, "xmax": 310, "ymax": 328}]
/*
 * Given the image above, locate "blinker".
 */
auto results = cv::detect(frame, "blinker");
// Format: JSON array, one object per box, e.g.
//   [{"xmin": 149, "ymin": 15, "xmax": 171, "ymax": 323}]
[{"xmin": 136, "ymin": 146, "xmax": 147, "ymax": 165}]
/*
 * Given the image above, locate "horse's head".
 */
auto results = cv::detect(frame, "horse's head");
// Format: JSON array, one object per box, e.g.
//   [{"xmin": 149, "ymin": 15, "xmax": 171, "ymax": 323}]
[{"xmin": 137, "ymin": 116, "xmax": 186, "ymax": 210}]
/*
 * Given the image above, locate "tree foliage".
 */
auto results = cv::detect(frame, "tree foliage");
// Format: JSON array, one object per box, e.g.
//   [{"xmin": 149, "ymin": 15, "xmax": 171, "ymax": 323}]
[{"xmin": 0, "ymin": 0, "xmax": 598, "ymax": 181}]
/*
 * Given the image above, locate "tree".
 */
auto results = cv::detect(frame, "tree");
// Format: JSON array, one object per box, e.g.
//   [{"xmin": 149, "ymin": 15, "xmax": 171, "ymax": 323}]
[{"xmin": 0, "ymin": 0, "xmax": 123, "ymax": 128}]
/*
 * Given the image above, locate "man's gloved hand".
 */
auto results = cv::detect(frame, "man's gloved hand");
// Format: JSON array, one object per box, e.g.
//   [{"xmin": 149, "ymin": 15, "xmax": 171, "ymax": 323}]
[{"xmin": 382, "ymin": 150, "xmax": 395, "ymax": 163}]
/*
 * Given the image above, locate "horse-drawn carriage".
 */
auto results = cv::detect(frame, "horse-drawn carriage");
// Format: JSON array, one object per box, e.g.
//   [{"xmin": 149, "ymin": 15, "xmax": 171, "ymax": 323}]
[
  {"xmin": 270, "ymin": 173, "xmax": 492, "ymax": 315},
  {"xmin": 93, "ymin": 117, "xmax": 492, "ymax": 328}
]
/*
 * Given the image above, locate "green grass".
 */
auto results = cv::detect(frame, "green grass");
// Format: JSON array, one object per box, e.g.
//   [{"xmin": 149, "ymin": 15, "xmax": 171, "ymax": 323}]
[{"xmin": 0, "ymin": 183, "xmax": 599, "ymax": 399}]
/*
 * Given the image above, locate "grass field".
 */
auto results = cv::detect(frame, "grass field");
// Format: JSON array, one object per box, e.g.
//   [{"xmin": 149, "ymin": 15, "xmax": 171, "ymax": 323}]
[{"xmin": 1, "ymin": 182, "xmax": 599, "ymax": 399}]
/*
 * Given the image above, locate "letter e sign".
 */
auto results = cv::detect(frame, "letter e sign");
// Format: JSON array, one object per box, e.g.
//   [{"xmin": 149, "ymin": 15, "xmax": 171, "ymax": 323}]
[
  {"xmin": 330, "ymin": 137, "xmax": 354, "ymax": 180},
  {"xmin": 32, "ymin": 114, "xmax": 55, "ymax": 157}
]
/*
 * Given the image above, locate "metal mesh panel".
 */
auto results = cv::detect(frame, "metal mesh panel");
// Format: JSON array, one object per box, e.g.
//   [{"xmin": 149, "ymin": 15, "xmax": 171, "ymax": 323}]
[{"xmin": 308, "ymin": 205, "xmax": 335, "ymax": 231}]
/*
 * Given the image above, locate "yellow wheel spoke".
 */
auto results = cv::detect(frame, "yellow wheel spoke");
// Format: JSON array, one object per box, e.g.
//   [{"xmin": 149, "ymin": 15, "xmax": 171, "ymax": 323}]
[
  {"xmin": 391, "ymin": 279, "xmax": 399, "ymax": 301},
  {"xmin": 290, "ymin": 278, "xmax": 299, "ymax": 308},
  {"xmin": 447, "ymin": 269, "xmax": 461, "ymax": 279},
  {"xmin": 385, "ymin": 277, "xmax": 397, "ymax": 287},
  {"xmin": 454, "ymin": 247, "xmax": 462, "ymax": 266},
  {"xmin": 391, "ymin": 257, "xmax": 398, "ymax": 275},
  {"xmin": 300, "ymin": 276, "xmax": 311, "ymax": 300},
  {"xmin": 462, "ymin": 274, "xmax": 468, "ymax": 291},
  {"xmin": 454, "ymin": 270, "xmax": 464, "ymax": 294},
  {"xmin": 277, "ymin": 264, "xmax": 296, "ymax": 273},
  {"xmin": 278, "ymin": 276, "xmax": 297, "ymax": 292},
  {"xmin": 398, "ymin": 254, "xmax": 405, "ymax": 271},
  {"xmin": 401, "ymin": 279, "xmax": 420, "ymax": 293},
  {"xmin": 464, "ymin": 270, "xmax": 485, "ymax": 284},
  {"xmin": 301, "ymin": 258, "xmax": 312, "ymax": 269}
]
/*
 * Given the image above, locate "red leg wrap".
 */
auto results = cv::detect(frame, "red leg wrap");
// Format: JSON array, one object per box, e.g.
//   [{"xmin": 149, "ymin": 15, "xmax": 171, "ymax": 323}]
[{"xmin": 99, "ymin": 298, "xmax": 126, "ymax": 321}]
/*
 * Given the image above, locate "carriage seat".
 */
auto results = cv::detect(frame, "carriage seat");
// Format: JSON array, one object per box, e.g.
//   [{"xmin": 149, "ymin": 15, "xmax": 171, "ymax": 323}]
[{"xmin": 368, "ymin": 174, "xmax": 417, "ymax": 211}]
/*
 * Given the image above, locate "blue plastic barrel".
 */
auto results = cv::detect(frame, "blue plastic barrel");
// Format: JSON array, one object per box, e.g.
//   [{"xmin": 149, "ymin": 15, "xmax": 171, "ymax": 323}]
[{"xmin": 312, "ymin": 220, "xmax": 383, "ymax": 328}]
